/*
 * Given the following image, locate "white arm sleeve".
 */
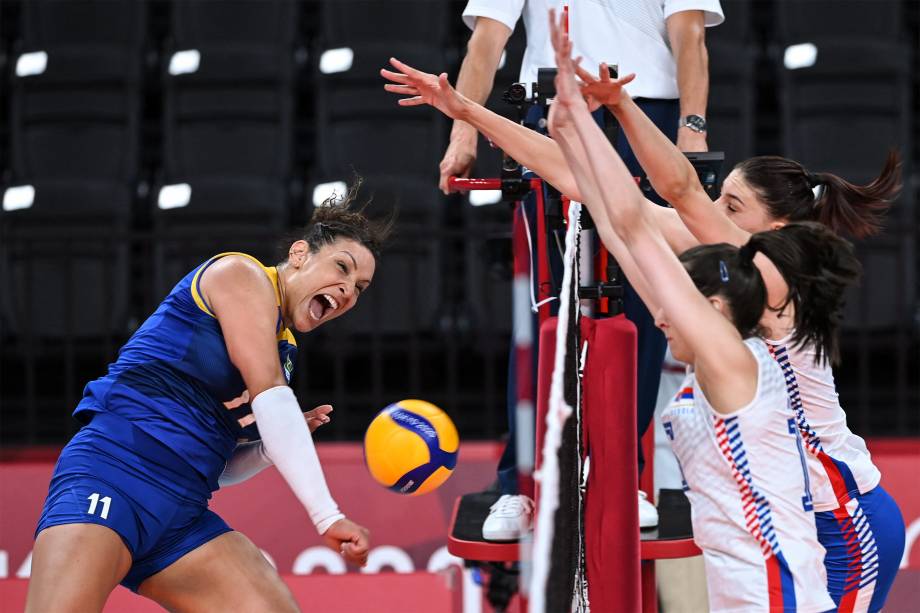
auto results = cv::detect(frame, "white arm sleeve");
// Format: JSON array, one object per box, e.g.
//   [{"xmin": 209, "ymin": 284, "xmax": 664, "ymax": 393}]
[
  {"xmin": 251, "ymin": 385, "xmax": 345, "ymax": 534},
  {"xmin": 218, "ymin": 441, "xmax": 273, "ymax": 487}
]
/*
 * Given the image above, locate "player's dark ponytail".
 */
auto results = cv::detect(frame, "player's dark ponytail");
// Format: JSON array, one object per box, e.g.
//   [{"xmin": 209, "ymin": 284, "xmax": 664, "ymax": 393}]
[
  {"xmin": 679, "ymin": 222, "xmax": 860, "ymax": 365},
  {"xmin": 744, "ymin": 222, "xmax": 861, "ymax": 365},
  {"xmin": 735, "ymin": 151, "xmax": 901, "ymax": 239}
]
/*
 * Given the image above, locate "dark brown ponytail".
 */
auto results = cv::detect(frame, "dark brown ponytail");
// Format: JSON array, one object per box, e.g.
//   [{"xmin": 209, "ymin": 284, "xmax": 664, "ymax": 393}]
[
  {"xmin": 736, "ymin": 151, "xmax": 901, "ymax": 239},
  {"xmin": 745, "ymin": 222, "xmax": 862, "ymax": 365}
]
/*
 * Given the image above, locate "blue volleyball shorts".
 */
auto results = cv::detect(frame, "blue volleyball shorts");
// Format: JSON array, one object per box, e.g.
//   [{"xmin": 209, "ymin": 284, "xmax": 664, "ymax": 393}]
[
  {"xmin": 816, "ymin": 485, "xmax": 905, "ymax": 613},
  {"xmin": 35, "ymin": 413, "xmax": 232, "ymax": 592}
]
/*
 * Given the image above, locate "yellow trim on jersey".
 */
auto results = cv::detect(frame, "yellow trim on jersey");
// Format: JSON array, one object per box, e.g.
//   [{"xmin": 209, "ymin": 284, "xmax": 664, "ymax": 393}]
[
  {"xmin": 261, "ymin": 262, "xmax": 284, "ymax": 308},
  {"xmin": 279, "ymin": 327, "xmax": 297, "ymax": 346},
  {"xmin": 190, "ymin": 252, "xmax": 282, "ymax": 318}
]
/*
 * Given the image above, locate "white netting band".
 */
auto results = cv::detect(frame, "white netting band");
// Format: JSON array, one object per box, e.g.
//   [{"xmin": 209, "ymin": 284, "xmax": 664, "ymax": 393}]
[{"xmin": 529, "ymin": 201, "xmax": 582, "ymax": 613}]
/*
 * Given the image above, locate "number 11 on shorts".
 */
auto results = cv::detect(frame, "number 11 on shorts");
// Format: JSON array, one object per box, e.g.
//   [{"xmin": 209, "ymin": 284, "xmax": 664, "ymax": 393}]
[{"xmin": 87, "ymin": 493, "xmax": 112, "ymax": 519}]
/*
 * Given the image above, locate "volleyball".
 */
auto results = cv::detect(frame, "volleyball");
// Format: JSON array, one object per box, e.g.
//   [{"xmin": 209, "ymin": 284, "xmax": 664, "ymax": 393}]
[{"xmin": 363, "ymin": 399, "xmax": 459, "ymax": 496}]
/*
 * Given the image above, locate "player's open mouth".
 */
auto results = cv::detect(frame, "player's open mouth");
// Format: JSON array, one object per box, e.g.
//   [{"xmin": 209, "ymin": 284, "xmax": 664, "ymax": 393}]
[{"xmin": 309, "ymin": 293, "xmax": 339, "ymax": 321}]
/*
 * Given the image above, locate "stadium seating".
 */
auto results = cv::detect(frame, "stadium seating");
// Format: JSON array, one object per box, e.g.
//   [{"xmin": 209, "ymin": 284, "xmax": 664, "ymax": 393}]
[
  {"xmin": 313, "ymin": 1, "xmax": 449, "ymax": 212},
  {"xmin": 776, "ymin": 0, "xmax": 914, "ymax": 328},
  {"xmin": 3, "ymin": 0, "xmax": 141, "ymax": 339},
  {"xmin": 153, "ymin": 0, "xmax": 297, "ymax": 298}
]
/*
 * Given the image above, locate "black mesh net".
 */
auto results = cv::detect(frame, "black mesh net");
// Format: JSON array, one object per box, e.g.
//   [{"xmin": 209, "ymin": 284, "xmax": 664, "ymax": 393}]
[{"xmin": 544, "ymin": 206, "xmax": 587, "ymax": 612}]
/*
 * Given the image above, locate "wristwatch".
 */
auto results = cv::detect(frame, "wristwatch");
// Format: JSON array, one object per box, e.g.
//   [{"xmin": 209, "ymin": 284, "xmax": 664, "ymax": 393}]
[{"xmin": 679, "ymin": 115, "xmax": 707, "ymax": 133}]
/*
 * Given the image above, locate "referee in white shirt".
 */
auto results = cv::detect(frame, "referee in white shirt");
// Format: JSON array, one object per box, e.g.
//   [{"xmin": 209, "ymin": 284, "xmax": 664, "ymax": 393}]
[{"xmin": 443, "ymin": 0, "xmax": 724, "ymax": 540}]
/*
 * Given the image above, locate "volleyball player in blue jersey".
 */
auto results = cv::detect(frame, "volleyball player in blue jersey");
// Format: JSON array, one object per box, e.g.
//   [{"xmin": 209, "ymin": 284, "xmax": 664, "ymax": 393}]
[{"xmin": 26, "ymin": 189, "xmax": 389, "ymax": 612}]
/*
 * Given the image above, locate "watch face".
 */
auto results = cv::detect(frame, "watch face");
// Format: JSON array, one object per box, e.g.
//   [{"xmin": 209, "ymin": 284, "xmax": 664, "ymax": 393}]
[{"xmin": 684, "ymin": 115, "xmax": 707, "ymax": 133}]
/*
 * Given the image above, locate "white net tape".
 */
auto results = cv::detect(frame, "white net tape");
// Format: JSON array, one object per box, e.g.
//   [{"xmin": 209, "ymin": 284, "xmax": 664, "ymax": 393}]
[{"xmin": 529, "ymin": 201, "xmax": 582, "ymax": 613}]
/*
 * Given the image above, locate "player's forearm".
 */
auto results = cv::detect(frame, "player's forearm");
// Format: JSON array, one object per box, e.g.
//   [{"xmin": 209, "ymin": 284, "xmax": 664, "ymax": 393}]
[
  {"xmin": 552, "ymin": 124, "xmax": 607, "ymax": 226},
  {"xmin": 458, "ymin": 99, "xmax": 583, "ymax": 199},
  {"xmin": 570, "ymin": 104, "xmax": 646, "ymax": 235},
  {"xmin": 608, "ymin": 95, "xmax": 701, "ymax": 207},
  {"xmin": 251, "ymin": 386, "xmax": 344, "ymax": 534}
]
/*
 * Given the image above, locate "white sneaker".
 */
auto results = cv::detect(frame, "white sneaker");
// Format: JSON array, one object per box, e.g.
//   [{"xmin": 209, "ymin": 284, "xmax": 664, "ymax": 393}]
[
  {"xmin": 638, "ymin": 491, "xmax": 659, "ymax": 529},
  {"xmin": 482, "ymin": 494, "xmax": 534, "ymax": 541}
]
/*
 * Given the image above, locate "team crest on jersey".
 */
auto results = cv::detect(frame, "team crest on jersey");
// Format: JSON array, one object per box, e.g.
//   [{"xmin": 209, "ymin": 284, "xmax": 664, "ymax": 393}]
[{"xmin": 283, "ymin": 355, "xmax": 294, "ymax": 382}]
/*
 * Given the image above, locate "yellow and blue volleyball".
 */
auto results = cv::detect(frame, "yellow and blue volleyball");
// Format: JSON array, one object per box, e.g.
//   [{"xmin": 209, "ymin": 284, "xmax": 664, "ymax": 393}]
[{"xmin": 363, "ymin": 399, "xmax": 459, "ymax": 496}]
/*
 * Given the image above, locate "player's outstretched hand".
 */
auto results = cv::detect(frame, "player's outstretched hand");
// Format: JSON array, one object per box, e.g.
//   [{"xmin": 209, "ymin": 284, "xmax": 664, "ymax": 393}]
[
  {"xmin": 574, "ymin": 62, "xmax": 636, "ymax": 110},
  {"xmin": 547, "ymin": 8, "xmax": 587, "ymax": 113},
  {"xmin": 304, "ymin": 404, "xmax": 333, "ymax": 433},
  {"xmin": 382, "ymin": 57, "xmax": 476, "ymax": 193},
  {"xmin": 381, "ymin": 58, "xmax": 467, "ymax": 121},
  {"xmin": 324, "ymin": 518, "xmax": 371, "ymax": 567}
]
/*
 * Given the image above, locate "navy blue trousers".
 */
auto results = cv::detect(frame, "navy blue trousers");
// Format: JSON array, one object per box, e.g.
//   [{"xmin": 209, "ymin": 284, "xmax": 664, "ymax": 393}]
[{"xmin": 498, "ymin": 98, "xmax": 679, "ymax": 494}]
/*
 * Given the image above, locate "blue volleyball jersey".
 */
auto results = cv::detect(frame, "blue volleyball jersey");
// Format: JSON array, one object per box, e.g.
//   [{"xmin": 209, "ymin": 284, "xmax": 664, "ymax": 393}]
[{"xmin": 75, "ymin": 252, "xmax": 297, "ymax": 491}]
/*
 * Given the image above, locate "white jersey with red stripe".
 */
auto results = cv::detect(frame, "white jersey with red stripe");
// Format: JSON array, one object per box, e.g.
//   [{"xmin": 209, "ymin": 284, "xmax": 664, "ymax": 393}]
[
  {"xmin": 662, "ymin": 338, "xmax": 834, "ymax": 613},
  {"xmin": 764, "ymin": 333, "xmax": 881, "ymax": 512}
]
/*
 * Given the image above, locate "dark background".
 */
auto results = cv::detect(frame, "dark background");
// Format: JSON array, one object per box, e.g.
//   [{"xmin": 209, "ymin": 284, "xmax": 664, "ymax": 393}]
[{"xmin": 1, "ymin": 0, "xmax": 917, "ymax": 446}]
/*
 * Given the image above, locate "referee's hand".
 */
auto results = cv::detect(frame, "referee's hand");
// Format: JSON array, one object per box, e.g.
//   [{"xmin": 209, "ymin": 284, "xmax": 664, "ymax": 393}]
[{"xmin": 324, "ymin": 518, "xmax": 371, "ymax": 567}]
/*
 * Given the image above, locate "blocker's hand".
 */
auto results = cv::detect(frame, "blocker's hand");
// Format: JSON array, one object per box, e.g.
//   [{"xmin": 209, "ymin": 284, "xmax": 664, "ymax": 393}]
[
  {"xmin": 547, "ymin": 9, "xmax": 588, "ymax": 113},
  {"xmin": 324, "ymin": 517, "xmax": 371, "ymax": 567},
  {"xmin": 546, "ymin": 8, "xmax": 589, "ymax": 137},
  {"xmin": 304, "ymin": 404, "xmax": 333, "ymax": 433},
  {"xmin": 381, "ymin": 58, "xmax": 468, "ymax": 121},
  {"xmin": 574, "ymin": 62, "xmax": 636, "ymax": 111},
  {"xmin": 382, "ymin": 57, "xmax": 478, "ymax": 193}
]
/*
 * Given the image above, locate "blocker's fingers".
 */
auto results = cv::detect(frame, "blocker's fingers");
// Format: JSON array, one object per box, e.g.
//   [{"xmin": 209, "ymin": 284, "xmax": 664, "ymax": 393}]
[
  {"xmin": 618, "ymin": 73, "xmax": 637, "ymax": 85},
  {"xmin": 383, "ymin": 83, "xmax": 418, "ymax": 95},
  {"xmin": 548, "ymin": 9, "xmax": 559, "ymax": 44},
  {"xmin": 379, "ymin": 68, "xmax": 411, "ymax": 84},
  {"xmin": 574, "ymin": 62, "xmax": 596, "ymax": 83},
  {"xmin": 389, "ymin": 57, "xmax": 422, "ymax": 77},
  {"xmin": 598, "ymin": 62, "xmax": 611, "ymax": 81},
  {"xmin": 397, "ymin": 96, "xmax": 426, "ymax": 106}
]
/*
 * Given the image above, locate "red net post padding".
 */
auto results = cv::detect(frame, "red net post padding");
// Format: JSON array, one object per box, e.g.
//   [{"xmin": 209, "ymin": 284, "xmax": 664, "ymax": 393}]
[
  {"xmin": 535, "ymin": 315, "xmax": 641, "ymax": 611},
  {"xmin": 581, "ymin": 315, "xmax": 641, "ymax": 609}
]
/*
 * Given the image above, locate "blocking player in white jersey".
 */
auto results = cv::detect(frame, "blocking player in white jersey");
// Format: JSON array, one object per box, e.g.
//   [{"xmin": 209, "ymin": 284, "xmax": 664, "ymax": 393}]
[
  {"xmin": 567, "ymin": 51, "xmax": 905, "ymax": 613},
  {"xmin": 381, "ymin": 14, "xmax": 905, "ymax": 609},
  {"xmin": 541, "ymin": 11, "xmax": 868, "ymax": 610}
]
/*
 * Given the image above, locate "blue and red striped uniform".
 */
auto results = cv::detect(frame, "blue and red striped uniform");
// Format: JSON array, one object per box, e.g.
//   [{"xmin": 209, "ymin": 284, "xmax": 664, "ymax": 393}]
[
  {"xmin": 766, "ymin": 338, "xmax": 904, "ymax": 612},
  {"xmin": 662, "ymin": 338, "xmax": 835, "ymax": 612}
]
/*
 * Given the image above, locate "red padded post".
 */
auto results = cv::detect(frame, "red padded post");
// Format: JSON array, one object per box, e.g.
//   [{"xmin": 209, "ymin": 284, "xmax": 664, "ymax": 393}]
[
  {"xmin": 534, "ymin": 315, "xmax": 641, "ymax": 611},
  {"xmin": 582, "ymin": 316, "xmax": 641, "ymax": 609}
]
